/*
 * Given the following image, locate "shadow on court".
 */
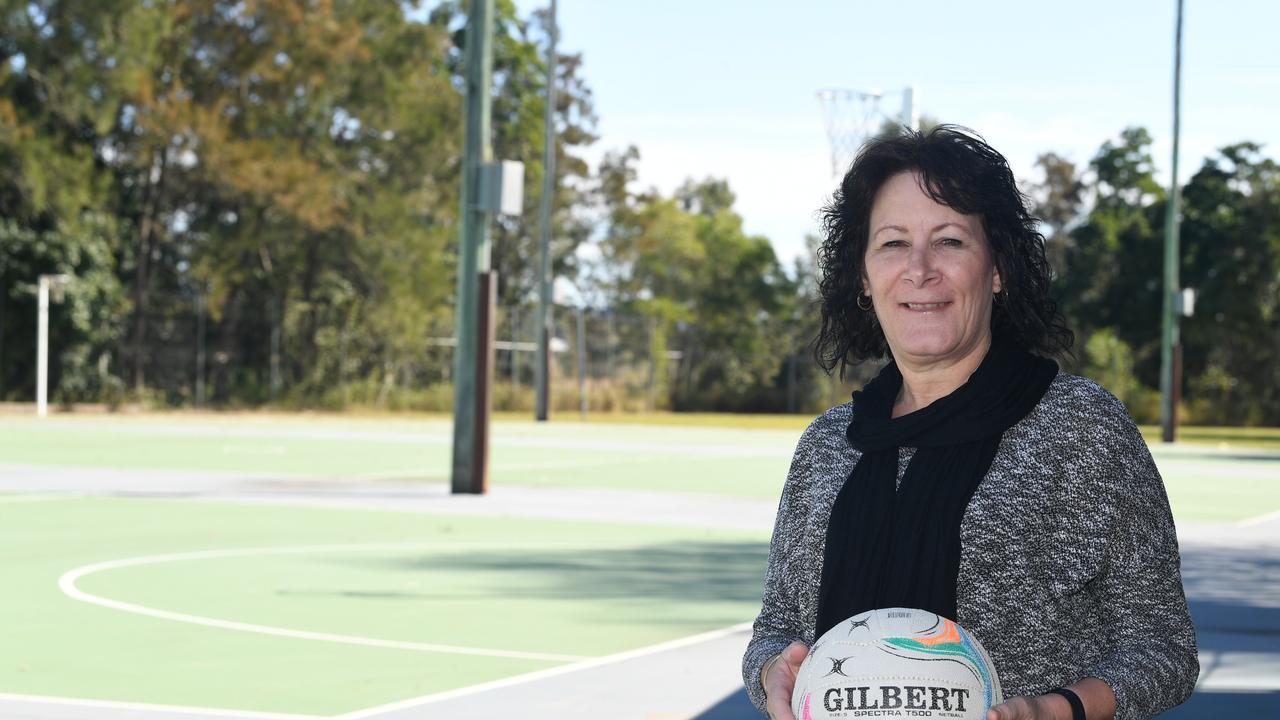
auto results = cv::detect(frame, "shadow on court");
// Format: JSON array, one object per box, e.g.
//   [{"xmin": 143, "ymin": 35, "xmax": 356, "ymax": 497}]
[
  {"xmin": 1170, "ymin": 542, "xmax": 1280, "ymax": 717},
  {"xmin": 694, "ymin": 688, "xmax": 757, "ymax": 719},
  {"xmin": 342, "ymin": 540, "xmax": 772, "ymax": 611}
]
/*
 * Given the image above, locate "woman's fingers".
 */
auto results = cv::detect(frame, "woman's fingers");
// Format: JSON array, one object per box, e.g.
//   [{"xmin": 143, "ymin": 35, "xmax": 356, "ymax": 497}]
[
  {"xmin": 986, "ymin": 695, "xmax": 1045, "ymax": 720},
  {"xmin": 782, "ymin": 641, "xmax": 809, "ymax": 668},
  {"xmin": 763, "ymin": 642, "xmax": 810, "ymax": 720},
  {"xmin": 766, "ymin": 693, "xmax": 797, "ymax": 720}
]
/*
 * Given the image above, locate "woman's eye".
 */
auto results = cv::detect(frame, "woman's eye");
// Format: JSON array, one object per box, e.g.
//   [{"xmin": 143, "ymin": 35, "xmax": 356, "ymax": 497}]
[
  {"xmin": 882, "ymin": 239, "xmax": 907, "ymax": 248},
  {"xmin": 939, "ymin": 237, "xmax": 963, "ymax": 247}
]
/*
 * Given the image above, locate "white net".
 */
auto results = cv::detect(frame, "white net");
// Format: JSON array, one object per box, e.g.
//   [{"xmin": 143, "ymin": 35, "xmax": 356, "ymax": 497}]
[{"xmin": 817, "ymin": 86, "xmax": 918, "ymax": 177}]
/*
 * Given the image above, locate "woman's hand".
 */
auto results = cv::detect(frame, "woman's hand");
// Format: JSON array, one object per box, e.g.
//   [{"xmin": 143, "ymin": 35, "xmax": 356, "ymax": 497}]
[
  {"xmin": 762, "ymin": 642, "xmax": 810, "ymax": 720},
  {"xmin": 986, "ymin": 693, "xmax": 1070, "ymax": 720},
  {"xmin": 988, "ymin": 679, "xmax": 1115, "ymax": 720}
]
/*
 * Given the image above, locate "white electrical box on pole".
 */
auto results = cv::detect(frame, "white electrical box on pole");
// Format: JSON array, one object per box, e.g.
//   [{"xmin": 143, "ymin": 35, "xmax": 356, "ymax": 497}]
[
  {"xmin": 1177, "ymin": 288, "xmax": 1195, "ymax": 317},
  {"xmin": 479, "ymin": 160, "xmax": 525, "ymax": 216}
]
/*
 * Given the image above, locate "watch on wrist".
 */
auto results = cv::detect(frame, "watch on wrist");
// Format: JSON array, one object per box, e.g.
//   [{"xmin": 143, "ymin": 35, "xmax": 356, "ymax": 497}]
[{"xmin": 1047, "ymin": 687, "xmax": 1086, "ymax": 720}]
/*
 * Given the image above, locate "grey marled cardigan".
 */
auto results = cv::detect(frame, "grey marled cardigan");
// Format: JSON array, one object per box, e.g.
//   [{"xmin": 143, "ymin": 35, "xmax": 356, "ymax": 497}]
[{"xmin": 743, "ymin": 372, "xmax": 1198, "ymax": 720}]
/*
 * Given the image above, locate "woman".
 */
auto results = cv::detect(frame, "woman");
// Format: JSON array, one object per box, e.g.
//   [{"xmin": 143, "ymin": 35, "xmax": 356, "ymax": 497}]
[{"xmin": 743, "ymin": 127, "xmax": 1197, "ymax": 720}]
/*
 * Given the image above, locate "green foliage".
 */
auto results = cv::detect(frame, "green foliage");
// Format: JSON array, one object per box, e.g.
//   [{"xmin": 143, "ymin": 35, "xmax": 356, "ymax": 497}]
[
  {"xmin": 2, "ymin": 3, "xmax": 1277, "ymax": 425},
  {"xmin": 428, "ymin": 0, "xmax": 598, "ymax": 308},
  {"xmin": 1079, "ymin": 328, "xmax": 1159, "ymax": 423},
  {"xmin": 874, "ymin": 114, "xmax": 942, "ymax": 139},
  {"xmin": 594, "ymin": 168, "xmax": 802, "ymax": 412},
  {"xmin": 0, "ymin": 0, "xmax": 597, "ymax": 409},
  {"xmin": 1028, "ymin": 152, "xmax": 1085, "ymax": 277},
  {"xmin": 0, "ymin": 215, "xmax": 129, "ymax": 401},
  {"xmin": 1178, "ymin": 143, "xmax": 1280, "ymax": 424},
  {"xmin": 1058, "ymin": 127, "xmax": 1167, "ymax": 384},
  {"xmin": 1056, "ymin": 129, "xmax": 1280, "ymax": 425}
]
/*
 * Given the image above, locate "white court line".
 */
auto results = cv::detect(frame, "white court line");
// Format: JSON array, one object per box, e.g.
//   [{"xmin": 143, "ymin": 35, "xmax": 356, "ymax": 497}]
[
  {"xmin": 491, "ymin": 458, "xmax": 629, "ymax": 472},
  {"xmin": 0, "ymin": 692, "xmax": 320, "ymax": 719},
  {"xmin": 334, "ymin": 621, "xmax": 753, "ymax": 720},
  {"xmin": 220, "ymin": 444, "xmax": 288, "ymax": 456},
  {"xmin": 1237, "ymin": 508, "xmax": 1280, "ymax": 528},
  {"xmin": 348, "ymin": 458, "xmax": 620, "ymax": 481},
  {"xmin": 0, "ymin": 492, "xmax": 82, "ymax": 504},
  {"xmin": 6, "ymin": 420, "xmax": 792, "ymax": 458},
  {"xmin": 58, "ymin": 543, "xmax": 595, "ymax": 663}
]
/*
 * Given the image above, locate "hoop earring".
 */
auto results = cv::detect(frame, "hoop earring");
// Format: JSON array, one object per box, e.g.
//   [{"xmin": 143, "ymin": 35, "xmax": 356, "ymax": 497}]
[{"xmin": 857, "ymin": 293, "xmax": 873, "ymax": 311}]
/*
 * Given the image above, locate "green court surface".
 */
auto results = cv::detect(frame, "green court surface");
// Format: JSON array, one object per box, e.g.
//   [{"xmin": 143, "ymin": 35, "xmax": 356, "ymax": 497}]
[
  {"xmin": 1, "ymin": 413, "xmax": 1277, "ymax": 717},
  {"xmin": 0, "ymin": 416, "xmax": 794, "ymax": 498},
  {"xmin": 1147, "ymin": 447, "xmax": 1280, "ymax": 523},
  {"xmin": 0, "ymin": 495, "xmax": 768, "ymax": 716},
  {"xmin": 4, "ymin": 414, "xmax": 1278, "ymax": 521}
]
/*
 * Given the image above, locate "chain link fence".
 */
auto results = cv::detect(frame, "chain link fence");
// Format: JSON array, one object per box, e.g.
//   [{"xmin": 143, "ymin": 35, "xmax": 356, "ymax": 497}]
[{"xmin": 102, "ymin": 294, "xmax": 866, "ymax": 416}]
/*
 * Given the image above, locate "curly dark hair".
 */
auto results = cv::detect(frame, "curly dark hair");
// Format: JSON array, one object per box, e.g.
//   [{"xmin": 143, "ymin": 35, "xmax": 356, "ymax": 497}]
[{"xmin": 813, "ymin": 125, "xmax": 1073, "ymax": 375}]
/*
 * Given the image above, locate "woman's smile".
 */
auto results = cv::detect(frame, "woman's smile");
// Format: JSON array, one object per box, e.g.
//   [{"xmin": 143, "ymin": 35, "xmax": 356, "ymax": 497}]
[{"xmin": 900, "ymin": 301, "xmax": 951, "ymax": 311}]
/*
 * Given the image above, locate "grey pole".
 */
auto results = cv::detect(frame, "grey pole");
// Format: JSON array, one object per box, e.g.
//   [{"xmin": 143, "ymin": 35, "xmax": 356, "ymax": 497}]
[
  {"xmin": 195, "ymin": 289, "xmax": 206, "ymax": 408},
  {"xmin": 1159, "ymin": 0, "xmax": 1184, "ymax": 443},
  {"xmin": 510, "ymin": 303, "xmax": 519, "ymax": 385},
  {"xmin": 450, "ymin": 0, "xmax": 495, "ymax": 493},
  {"xmin": 576, "ymin": 303, "xmax": 586, "ymax": 420},
  {"xmin": 534, "ymin": 0, "xmax": 558, "ymax": 422},
  {"xmin": 902, "ymin": 85, "xmax": 919, "ymax": 132}
]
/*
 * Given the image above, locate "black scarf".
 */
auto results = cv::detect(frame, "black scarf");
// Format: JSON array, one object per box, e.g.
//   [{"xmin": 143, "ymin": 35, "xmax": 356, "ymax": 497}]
[{"xmin": 814, "ymin": 335, "xmax": 1057, "ymax": 640}]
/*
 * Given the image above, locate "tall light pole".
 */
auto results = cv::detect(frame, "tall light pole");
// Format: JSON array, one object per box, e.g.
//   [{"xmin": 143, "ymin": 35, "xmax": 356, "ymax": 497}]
[
  {"xmin": 450, "ymin": 0, "xmax": 496, "ymax": 493},
  {"xmin": 36, "ymin": 274, "xmax": 72, "ymax": 417},
  {"xmin": 1159, "ymin": 0, "xmax": 1184, "ymax": 443},
  {"xmin": 535, "ymin": 0, "xmax": 558, "ymax": 422},
  {"xmin": 449, "ymin": 0, "xmax": 523, "ymax": 493}
]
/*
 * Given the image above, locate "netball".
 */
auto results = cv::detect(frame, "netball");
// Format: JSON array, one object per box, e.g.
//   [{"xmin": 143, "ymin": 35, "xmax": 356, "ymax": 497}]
[{"xmin": 791, "ymin": 608, "xmax": 1003, "ymax": 720}]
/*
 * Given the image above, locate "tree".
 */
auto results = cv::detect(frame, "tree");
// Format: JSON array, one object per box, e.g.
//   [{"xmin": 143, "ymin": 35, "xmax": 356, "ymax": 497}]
[
  {"xmin": 0, "ymin": 1, "xmax": 487, "ymax": 406},
  {"xmin": 1178, "ymin": 143, "xmax": 1280, "ymax": 424},
  {"xmin": 675, "ymin": 177, "xmax": 734, "ymax": 217},
  {"xmin": 429, "ymin": 0, "xmax": 598, "ymax": 314},
  {"xmin": 874, "ymin": 113, "xmax": 942, "ymax": 139},
  {"xmin": 0, "ymin": 0, "xmax": 139, "ymax": 401},
  {"xmin": 1027, "ymin": 152, "xmax": 1084, "ymax": 278},
  {"xmin": 165, "ymin": 1, "xmax": 465, "ymax": 402},
  {"xmin": 592, "ymin": 166, "xmax": 796, "ymax": 411},
  {"xmin": 1058, "ymin": 127, "xmax": 1166, "ymax": 387},
  {"xmin": 1052, "ymin": 128, "xmax": 1280, "ymax": 424}
]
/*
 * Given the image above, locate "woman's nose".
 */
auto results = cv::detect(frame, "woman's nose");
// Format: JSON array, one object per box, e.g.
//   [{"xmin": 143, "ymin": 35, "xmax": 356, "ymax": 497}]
[{"xmin": 903, "ymin": 244, "xmax": 938, "ymax": 286}]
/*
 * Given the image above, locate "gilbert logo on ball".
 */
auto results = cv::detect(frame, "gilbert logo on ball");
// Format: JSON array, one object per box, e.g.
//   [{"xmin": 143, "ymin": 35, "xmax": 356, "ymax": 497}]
[{"xmin": 791, "ymin": 608, "xmax": 1002, "ymax": 720}]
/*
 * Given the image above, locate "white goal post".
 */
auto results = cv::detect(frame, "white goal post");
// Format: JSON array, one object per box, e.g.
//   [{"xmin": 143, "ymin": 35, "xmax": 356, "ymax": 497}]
[{"xmin": 36, "ymin": 274, "xmax": 71, "ymax": 418}]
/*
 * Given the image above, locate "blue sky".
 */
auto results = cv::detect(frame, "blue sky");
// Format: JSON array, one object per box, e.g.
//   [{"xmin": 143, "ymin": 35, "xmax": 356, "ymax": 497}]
[{"xmin": 512, "ymin": 0, "xmax": 1280, "ymax": 265}]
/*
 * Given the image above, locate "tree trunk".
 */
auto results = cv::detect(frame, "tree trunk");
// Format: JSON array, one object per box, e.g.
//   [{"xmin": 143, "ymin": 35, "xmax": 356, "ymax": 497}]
[
  {"xmin": 131, "ymin": 147, "xmax": 168, "ymax": 394},
  {"xmin": 212, "ymin": 284, "xmax": 244, "ymax": 402},
  {"xmin": 300, "ymin": 235, "xmax": 321, "ymax": 383}
]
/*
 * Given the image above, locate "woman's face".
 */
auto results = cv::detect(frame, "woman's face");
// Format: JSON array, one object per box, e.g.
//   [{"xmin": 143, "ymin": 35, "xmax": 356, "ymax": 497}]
[{"xmin": 863, "ymin": 171, "xmax": 1002, "ymax": 370}]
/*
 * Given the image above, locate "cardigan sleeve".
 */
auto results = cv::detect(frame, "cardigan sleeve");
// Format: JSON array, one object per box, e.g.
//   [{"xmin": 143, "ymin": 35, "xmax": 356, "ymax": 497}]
[
  {"xmin": 742, "ymin": 418, "xmax": 827, "ymax": 716},
  {"xmin": 1084, "ymin": 404, "xmax": 1199, "ymax": 720}
]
